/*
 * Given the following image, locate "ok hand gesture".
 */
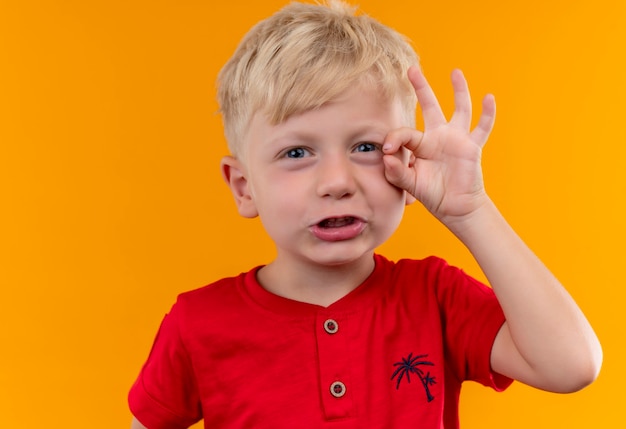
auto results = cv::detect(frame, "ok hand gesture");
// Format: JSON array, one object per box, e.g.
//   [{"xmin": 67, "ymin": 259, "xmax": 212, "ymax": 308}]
[{"xmin": 383, "ymin": 66, "xmax": 496, "ymax": 227}]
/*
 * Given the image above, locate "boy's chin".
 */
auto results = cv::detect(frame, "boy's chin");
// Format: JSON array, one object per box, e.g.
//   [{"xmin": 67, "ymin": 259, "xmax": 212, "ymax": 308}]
[{"xmin": 300, "ymin": 248, "xmax": 376, "ymax": 268}]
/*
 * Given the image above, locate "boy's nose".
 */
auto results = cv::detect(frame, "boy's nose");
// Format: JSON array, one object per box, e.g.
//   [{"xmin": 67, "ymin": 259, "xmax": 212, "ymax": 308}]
[{"xmin": 316, "ymin": 155, "xmax": 357, "ymax": 199}]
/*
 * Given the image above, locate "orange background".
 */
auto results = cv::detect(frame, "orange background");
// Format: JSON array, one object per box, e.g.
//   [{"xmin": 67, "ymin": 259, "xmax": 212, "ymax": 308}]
[{"xmin": 1, "ymin": 0, "xmax": 624, "ymax": 427}]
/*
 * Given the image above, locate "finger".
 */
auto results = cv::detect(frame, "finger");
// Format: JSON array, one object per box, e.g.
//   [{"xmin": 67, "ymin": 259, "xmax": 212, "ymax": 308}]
[
  {"xmin": 469, "ymin": 93, "xmax": 496, "ymax": 147},
  {"xmin": 407, "ymin": 66, "xmax": 446, "ymax": 129},
  {"xmin": 383, "ymin": 127, "xmax": 425, "ymax": 156},
  {"xmin": 383, "ymin": 153, "xmax": 416, "ymax": 195},
  {"xmin": 449, "ymin": 69, "xmax": 472, "ymax": 130}
]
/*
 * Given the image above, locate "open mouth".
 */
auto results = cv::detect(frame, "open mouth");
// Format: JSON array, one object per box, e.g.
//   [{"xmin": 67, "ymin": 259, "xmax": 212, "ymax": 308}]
[
  {"xmin": 311, "ymin": 216, "xmax": 366, "ymax": 242},
  {"xmin": 318, "ymin": 216, "xmax": 357, "ymax": 228}
]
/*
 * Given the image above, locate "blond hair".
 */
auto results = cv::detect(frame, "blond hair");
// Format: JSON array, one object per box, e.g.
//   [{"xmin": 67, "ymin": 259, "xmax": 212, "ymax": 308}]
[{"xmin": 217, "ymin": 0, "xmax": 419, "ymax": 156}]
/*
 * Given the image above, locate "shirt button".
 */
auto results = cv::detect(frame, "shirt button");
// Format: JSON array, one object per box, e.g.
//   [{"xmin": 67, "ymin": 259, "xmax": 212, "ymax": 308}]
[
  {"xmin": 324, "ymin": 319, "xmax": 339, "ymax": 334},
  {"xmin": 330, "ymin": 381, "xmax": 346, "ymax": 398}
]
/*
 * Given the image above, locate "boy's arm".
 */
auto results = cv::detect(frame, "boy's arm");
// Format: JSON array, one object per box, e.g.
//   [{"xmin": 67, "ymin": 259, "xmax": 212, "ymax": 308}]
[
  {"xmin": 382, "ymin": 67, "xmax": 602, "ymax": 393},
  {"xmin": 447, "ymin": 196, "xmax": 601, "ymax": 392},
  {"xmin": 131, "ymin": 417, "xmax": 148, "ymax": 429}
]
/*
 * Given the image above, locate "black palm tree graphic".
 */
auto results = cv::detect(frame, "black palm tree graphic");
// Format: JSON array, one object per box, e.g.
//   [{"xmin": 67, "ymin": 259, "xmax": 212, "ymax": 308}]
[{"xmin": 391, "ymin": 353, "xmax": 436, "ymax": 402}]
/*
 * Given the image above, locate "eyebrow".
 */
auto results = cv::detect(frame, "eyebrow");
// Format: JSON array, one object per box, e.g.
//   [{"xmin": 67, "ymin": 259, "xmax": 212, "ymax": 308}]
[{"xmin": 269, "ymin": 122, "xmax": 390, "ymax": 144}]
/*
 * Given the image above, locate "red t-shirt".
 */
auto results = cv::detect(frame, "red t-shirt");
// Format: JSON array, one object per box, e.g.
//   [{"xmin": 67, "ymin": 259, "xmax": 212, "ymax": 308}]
[{"xmin": 129, "ymin": 255, "xmax": 512, "ymax": 429}]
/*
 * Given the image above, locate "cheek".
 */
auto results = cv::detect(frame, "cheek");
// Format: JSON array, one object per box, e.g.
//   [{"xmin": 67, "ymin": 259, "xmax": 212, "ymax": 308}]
[
  {"xmin": 372, "ymin": 163, "xmax": 406, "ymax": 193},
  {"xmin": 251, "ymin": 176, "xmax": 303, "ymax": 215},
  {"xmin": 368, "ymin": 176, "xmax": 406, "ymax": 213}
]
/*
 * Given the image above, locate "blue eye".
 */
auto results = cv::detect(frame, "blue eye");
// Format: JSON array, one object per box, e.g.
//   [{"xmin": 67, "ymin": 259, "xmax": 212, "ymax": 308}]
[
  {"xmin": 285, "ymin": 147, "xmax": 309, "ymax": 158},
  {"xmin": 355, "ymin": 142, "xmax": 379, "ymax": 153}
]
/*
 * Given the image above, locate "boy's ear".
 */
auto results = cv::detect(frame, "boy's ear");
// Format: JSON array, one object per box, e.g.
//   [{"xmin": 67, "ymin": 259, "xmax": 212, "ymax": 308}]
[{"xmin": 220, "ymin": 156, "xmax": 258, "ymax": 218}]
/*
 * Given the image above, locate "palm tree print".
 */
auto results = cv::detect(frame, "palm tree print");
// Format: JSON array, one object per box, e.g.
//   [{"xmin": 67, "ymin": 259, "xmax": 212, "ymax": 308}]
[{"xmin": 390, "ymin": 352, "xmax": 436, "ymax": 402}]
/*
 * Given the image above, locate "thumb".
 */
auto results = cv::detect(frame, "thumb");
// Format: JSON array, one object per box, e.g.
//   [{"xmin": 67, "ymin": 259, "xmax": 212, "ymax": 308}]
[{"xmin": 383, "ymin": 154, "xmax": 416, "ymax": 197}]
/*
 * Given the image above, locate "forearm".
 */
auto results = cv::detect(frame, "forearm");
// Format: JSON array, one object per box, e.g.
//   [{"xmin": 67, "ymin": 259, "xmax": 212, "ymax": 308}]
[{"xmin": 447, "ymin": 198, "xmax": 602, "ymax": 391}]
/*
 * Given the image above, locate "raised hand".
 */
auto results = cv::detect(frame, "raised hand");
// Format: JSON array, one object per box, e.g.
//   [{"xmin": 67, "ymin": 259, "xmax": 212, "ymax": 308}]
[
  {"xmin": 385, "ymin": 68, "xmax": 602, "ymax": 395},
  {"xmin": 382, "ymin": 66, "xmax": 496, "ymax": 226}
]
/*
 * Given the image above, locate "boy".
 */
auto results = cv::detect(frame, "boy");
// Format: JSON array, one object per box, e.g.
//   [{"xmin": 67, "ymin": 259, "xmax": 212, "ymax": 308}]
[{"xmin": 128, "ymin": 1, "xmax": 602, "ymax": 428}]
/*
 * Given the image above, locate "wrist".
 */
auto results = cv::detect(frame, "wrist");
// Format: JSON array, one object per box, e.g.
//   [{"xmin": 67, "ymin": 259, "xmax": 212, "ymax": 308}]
[{"xmin": 441, "ymin": 196, "xmax": 502, "ymax": 244}]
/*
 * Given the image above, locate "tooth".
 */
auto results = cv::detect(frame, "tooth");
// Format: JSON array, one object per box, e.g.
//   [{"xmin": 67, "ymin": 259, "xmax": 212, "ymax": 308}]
[{"xmin": 321, "ymin": 217, "xmax": 353, "ymax": 228}]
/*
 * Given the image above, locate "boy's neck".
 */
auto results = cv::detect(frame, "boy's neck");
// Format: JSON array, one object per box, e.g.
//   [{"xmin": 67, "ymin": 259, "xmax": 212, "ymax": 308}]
[{"xmin": 256, "ymin": 253, "xmax": 376, "ymax": 307}]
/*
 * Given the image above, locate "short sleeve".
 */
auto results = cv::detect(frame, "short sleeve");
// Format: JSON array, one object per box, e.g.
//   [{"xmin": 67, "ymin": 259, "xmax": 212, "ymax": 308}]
[
  {"xmin": 128, "ymin": 301, "xmax": 202, "ymax": 429},
  {"xmin": 434, "ymin": 260, "xmax": 513, "ymax": 391}
]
